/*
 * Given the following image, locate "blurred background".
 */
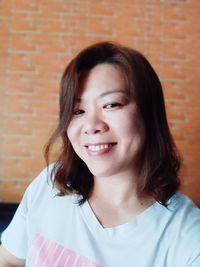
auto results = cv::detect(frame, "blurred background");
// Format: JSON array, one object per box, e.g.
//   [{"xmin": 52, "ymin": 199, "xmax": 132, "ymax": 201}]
[{"xmin": 0, "ymin": 0, "xmax": 199, "ymax": 205}]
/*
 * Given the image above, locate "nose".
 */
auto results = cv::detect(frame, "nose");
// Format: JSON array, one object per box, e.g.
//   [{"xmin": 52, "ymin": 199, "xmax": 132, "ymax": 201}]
[{"xmin": 83, "ymin": 114, "xmax": 109, "ymax": 135}]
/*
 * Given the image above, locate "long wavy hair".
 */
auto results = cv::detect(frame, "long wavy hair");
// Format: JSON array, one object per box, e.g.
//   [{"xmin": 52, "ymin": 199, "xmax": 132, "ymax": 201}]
[{"xmin": 44, "ymin": 41, "xmax": 181, "ymax": 206}]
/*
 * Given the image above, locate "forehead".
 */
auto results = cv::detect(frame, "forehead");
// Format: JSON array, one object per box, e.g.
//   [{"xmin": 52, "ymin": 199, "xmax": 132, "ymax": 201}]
[{"xmin": 77, "ymin": 63, "xmax": 128, "ymax": 100}]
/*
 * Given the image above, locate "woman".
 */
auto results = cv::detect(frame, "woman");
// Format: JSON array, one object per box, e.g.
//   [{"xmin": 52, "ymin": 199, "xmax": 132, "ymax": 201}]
[{"xmin": 0, "ymin": 42, "xmax": 200, "ymax": 267}]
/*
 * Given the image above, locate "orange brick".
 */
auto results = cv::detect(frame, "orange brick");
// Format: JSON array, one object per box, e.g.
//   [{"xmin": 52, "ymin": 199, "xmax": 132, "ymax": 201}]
[
  {"xmin": 13, "ymin": 0, "xmax": 39, "ymax": 11},
  {"xmin": 11, "ymin": 14, "xmax": 39, "ymax": 32},
  {"xmin": 0, "ymin": 0, "xmax": 199, "ymax": 203},
  {"xmin": 10, "ymin": 33, "xmax": 35, "ymax": 51}
]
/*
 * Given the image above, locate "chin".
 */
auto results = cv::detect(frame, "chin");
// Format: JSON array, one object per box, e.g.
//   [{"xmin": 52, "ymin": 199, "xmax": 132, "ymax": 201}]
[{"xmin": 87, "ymin": 165, "xmax": 121, "ymax": 178}]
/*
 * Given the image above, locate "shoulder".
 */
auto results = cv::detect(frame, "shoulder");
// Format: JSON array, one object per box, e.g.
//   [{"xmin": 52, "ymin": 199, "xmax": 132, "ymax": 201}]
[
  {"xmin": 30, "ymin": 163, "xmax": 55, "ymax": 186},
  {"xmin": 152, "ymin": 192, "xmax": 200, "ymax": 239},
  {"xmin": 24, "ymin": 164, "xmax": 55, "ymax": 201},
  {"xmin": 24, "ymin": 163, "xmax": 76, "ymax": 210},
  {"xmin": 167, "ymin": 193, "xmax": 200, "ymax": 233},
  {"xmin": 166, "ymin": 193, "xmax": 200, "ymax": 263},
  {"xmin": 28, "ymin": 163, "xmax": 55, "ymax": 190},
  {"xmin": 169, "ymin": 193, "xmax": 200, "ymax": 222}
]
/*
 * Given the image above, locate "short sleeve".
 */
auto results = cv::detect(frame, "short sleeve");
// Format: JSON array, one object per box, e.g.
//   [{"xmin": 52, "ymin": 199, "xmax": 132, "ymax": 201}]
[
  {"xmin": 0, "ymin": 164, "xmax": 54, "ymax": 260},
  {"xmin": 1, "ymin": 187, "xmax": 30, "ymax": 259}
]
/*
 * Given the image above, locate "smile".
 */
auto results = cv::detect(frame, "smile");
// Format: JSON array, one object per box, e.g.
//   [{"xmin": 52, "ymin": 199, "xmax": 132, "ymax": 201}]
[{"xmin": 85, "ymin": 143, "xmax": 117, "ymax": 153}]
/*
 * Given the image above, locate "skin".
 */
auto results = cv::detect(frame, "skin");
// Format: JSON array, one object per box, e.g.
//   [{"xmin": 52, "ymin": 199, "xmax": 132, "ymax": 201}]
[
  {"xmin": 0, "ymin": 246, "xmax": 25, "ymax": 266},
  {"xmin": 67, "ymin": 63, "xmax": 145, "ymax": 178},
  {"xmin": 67, "ymin": 63, "xmax": 154, "ymax": 227}
]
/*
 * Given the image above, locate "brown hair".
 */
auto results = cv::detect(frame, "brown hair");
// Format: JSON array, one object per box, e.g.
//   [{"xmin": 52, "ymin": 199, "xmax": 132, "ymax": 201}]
[{"xmin": 44, "ymin": 41, "xmax": 181, "ymax": 206}]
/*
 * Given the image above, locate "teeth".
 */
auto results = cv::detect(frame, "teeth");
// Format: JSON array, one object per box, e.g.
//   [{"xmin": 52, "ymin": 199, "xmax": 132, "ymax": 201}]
[{"xmin": 88, "ymin": 144, "xmax": 113, "ymax": 152}]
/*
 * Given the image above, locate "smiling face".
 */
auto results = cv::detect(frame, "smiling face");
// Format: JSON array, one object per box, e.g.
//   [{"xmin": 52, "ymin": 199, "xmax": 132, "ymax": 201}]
[{"xmin": 67, "ymin": 63, "xmax": 145, "ymax": 178}]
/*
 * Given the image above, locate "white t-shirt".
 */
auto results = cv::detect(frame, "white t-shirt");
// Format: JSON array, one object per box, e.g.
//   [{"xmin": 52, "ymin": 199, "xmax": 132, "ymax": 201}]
[{"xmin": 1, "ymin": 166, "xmax": 200, "ymax": 267}]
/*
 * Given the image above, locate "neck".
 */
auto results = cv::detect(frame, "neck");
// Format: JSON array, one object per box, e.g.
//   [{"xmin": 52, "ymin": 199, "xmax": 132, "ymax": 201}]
[
  {"xmin": 88, "ymin": 171, "xmax": 154, "ymax": 228},
  {"xmin": 90, "ymin": 171, "xmax": 142, "ymax": 207}
]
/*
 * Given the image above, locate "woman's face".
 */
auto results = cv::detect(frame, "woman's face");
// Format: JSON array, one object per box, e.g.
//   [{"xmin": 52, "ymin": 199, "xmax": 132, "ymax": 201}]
[{"xmin": 67, "ymin": 63, "xmax": 145, "ymax": 178}]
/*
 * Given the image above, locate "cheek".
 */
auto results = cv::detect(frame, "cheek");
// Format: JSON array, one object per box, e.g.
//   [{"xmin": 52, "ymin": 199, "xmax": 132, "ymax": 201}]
[
  {"xmin": 66, "ymin": 121, "xmax": 85, "ymax": 160},
  {"xmin": 133, "ymin": 116, "xmax": 145, "ymax": 136},
  {"xmin": 113, "ymin": 113, "xmax": 145, "ymax": 139},
  {"xmin": 66, "ymin": 121, "xmax": 79, "ymax": 145}
]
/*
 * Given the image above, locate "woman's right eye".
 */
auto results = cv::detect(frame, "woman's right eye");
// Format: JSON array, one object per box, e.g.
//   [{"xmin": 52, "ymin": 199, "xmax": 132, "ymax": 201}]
[{"xmin": 72, "ymin": 109, "xmax": 85, "ymax": 116}]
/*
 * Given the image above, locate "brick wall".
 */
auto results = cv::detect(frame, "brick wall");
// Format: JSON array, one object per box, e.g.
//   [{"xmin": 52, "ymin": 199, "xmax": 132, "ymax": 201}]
[{"xmin": 0, "ymin": 0, "xmax": 199, "ymax": 205}]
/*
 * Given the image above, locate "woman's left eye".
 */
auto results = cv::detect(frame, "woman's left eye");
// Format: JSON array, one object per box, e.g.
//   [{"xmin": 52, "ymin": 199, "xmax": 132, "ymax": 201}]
[{"xmin": 104, "ymin": 103, "xmax": 122, "ymax": 109}]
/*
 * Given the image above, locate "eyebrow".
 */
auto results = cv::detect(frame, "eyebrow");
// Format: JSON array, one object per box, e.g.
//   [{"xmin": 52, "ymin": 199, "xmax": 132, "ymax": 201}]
[
  {"xmin": 98, "ymin": 90, "xmax": 128, "ymax": 98},
  {"xmin": 75, "ymin": 89, "xmax": 128, "ymax": 102}
]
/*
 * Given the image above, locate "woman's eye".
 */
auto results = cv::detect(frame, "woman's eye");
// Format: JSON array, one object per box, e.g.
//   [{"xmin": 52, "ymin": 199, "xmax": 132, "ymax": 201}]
[
  {"xmin": 104, "ymin": 103, "xmax": 122, "ymax": 109},
  {"xmin": 72, "ymin": 109, "xmax": 84, "ymax": 116}
]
